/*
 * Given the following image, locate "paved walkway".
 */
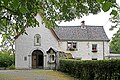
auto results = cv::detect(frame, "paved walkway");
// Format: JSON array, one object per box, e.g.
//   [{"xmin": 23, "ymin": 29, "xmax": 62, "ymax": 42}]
[{"xmin": 0, "ymin": 70, "xmax": 75, "ymax": 80}]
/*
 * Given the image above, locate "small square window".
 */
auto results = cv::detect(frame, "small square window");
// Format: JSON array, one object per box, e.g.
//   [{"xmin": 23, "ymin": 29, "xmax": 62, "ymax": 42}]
[
  {"xmin": 24, "ymin": 57, "xmax": 27, "ymax": 61},
  {"xmin": 67, "ymin": 41, "xmax": 77, "ymax": 51}
]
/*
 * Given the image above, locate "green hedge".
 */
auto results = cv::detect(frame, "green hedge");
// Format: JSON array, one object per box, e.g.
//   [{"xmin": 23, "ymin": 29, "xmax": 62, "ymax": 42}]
[
  {"xmin": 0, "ymin": 53, "xmax": 14, "ymax": 68},
  {"xmin": 59, "ymin": 59, "xmax": 120, "ymax": 80}
]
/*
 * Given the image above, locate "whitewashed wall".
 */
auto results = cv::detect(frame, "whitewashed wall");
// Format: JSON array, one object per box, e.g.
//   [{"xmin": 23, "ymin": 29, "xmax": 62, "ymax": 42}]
[
  {"xmin": 15, "ymin": 14, "xmax": 59, "ymax": 69},
  {"xmin": 58, "ymin": 41, "xmax": 109, "ymax": 60},
  {"xmin": 15, "ymin": 14, "xmax": 110, "ymax": 69}
]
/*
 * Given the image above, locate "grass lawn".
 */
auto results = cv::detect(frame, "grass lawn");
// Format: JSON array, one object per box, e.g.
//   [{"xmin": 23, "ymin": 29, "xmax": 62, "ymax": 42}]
[
  {"xmin": 0, "ymin": 74, "xmax": 9, "ymax": 76},
  {"xmin": 33, "ymin": 70, "xmax": 75, "ymax": 80},
  {"xmin": 0, "ymin": 70, "xmax": 75, "ymax": 80}
]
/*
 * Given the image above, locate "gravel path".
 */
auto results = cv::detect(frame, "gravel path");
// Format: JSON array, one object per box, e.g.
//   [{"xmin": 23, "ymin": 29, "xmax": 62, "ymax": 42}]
[{"xmin": 0, "ymin": 70, "xmax": 75, "ymax": 80}]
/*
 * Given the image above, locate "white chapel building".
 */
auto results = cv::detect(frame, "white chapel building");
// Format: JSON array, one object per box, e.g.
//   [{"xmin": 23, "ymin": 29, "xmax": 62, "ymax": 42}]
[{"xmin": 15, "ymin": 14, "xmax": 110, "ymax": 69}]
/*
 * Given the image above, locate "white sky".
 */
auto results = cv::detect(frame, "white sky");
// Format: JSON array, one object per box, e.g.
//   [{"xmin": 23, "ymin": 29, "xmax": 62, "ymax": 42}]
[
  {"xmin": 58, "ymin": 12, "xmax": 118, "ymax": 40},
  {"xmin": 0, "ymin": 0, "xmax": 119, "ymax": 43},
  {"xmin": 58, "ymin": 0, "xmax": 120, "ymax": 40}
]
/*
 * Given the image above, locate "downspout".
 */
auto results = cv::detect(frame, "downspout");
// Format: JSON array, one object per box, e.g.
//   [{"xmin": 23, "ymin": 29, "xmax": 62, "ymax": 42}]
[{"xmin": 103, "ymin": 41, "xmax": 105, "ymax": 60}]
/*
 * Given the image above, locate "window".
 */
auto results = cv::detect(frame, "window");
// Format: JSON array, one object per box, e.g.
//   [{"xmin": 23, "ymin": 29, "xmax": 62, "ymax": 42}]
[
  {"xmin": 92, "ymin": 58, "xmax": 97, "ymax": 60},
  {"xmin": 47, "ymin": 48, "xmax": 56, "ymax": 64},
  {"xmin": 67, "ymin": 41, "xmax": 77, "ymax": 51},
  {"xmin": 24, "ymin": 57, "xmax": 27, "ymax": 61},
  {"xmin": 34, "ymin": 34, "xmax": 41, "ymax": 46},
  {"xmin": 92, "ymin": 44, "xmax": 97, "ymax": 52},
  {"xmin": 50, "ymin": 55, "xmax": 55, "ymax": 61},
  {"xmin": 49, "ymin": 54, "xmax": 55, "ymax": 63},
  {"xmin": 36, "ymin": 37, "xmax": 39, "ymax": 43}
]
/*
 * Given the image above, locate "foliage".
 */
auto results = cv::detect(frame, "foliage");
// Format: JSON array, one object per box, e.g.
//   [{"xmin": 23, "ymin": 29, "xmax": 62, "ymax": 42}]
[
  {"xmin": 110, "ymin": 6, "xmax": 120, "ymax": 30},
  {"xmin": 8, "ymin": 64, "xmax": 15, "ymax": 70},
  {"xmin": 65, "ymin": 53, "xmax": 73, "ymax": 59},
  {"xmin": 0, "ymin": 0, "xmax": 40, "ymax": 48},
  {"xmin": 0, "ymin": 0, "xmax": 118, "ymax": 46},
  {"xmin": 110, "ymin": 29, "xmax": 120, "ymax": 53},
  {"xmin": 0, "ymin": 50, "xmax": 14, "ymax": 67},
  {"xmin": 59, "ymin": 59, "xmax": 120, "ymax": 80}
]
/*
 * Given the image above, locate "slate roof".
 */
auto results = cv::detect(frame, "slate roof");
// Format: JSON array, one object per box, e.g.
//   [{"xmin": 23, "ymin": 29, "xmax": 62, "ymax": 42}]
[{"xmin": 53, "ymin": 25, "xmax": 109, "ymax": 41}]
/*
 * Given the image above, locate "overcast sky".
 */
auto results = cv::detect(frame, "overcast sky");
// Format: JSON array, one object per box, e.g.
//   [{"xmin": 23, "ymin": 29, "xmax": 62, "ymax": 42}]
[
  {"xmin": 0, "ymin": 1, "xmax": 119, "ymax": 43},
  {"xmin": 58, "ymin": 11, "xmax": 118, "ymax": 40},
  {"xmin": 59, "ymin": 0, "xmax": 120, "ymax": 40}
]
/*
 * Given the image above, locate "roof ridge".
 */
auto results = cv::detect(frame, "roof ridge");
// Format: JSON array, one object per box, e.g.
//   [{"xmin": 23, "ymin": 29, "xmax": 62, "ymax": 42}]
[{"xmin": 58, "ymin": 25, "xmax": 103, "ymax": 27}]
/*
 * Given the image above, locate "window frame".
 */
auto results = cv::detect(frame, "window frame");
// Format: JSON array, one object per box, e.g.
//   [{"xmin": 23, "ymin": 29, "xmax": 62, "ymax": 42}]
[
  {"xmin": 24, "ymin": 56, "xmax": 27, "ymax": 61},
  {"xmin": 92, "ymin": 44, "xmax": 97, "ymax": 52},
  {"xmin": 67, "ymin": 41, "xmax": 77, "ymax": 51},
  {"xmin": 49, "ymin": 54, "xmax": 55, "ymax": 63},
  {"xmin": 34, "ymin": 34, "xmax": 41, "ymax": 46}
]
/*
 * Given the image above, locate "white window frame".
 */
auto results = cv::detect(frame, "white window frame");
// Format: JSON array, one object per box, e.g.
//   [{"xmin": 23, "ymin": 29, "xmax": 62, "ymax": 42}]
[
  {"xmin": 49, "ymin": 54, "xmax": 55, "ymax": 63},
  {"xmin": 34, "ymin": 34, "xmax": 41, "ymax": 46},
  {"xmin": 92, "ymin": 44, "xmax": 97, "ymax": 52},
  {"xmin": 67, "ymin": 41, "xmax": 77, "ymax": 51}
]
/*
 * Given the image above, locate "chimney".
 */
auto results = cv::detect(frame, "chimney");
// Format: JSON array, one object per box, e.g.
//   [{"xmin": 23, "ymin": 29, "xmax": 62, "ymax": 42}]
[{"xmin": 81, "ymin": 21, "xmax": 86, "ymax": 29}]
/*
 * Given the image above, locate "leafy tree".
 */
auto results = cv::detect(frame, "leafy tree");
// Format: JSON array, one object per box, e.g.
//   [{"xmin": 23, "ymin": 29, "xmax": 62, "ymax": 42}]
[
  {"xmin": 0, "ymin": 0, "xmax": 118, "ymax": 46},
  {"xmin": 110, "ymin": 6, "xmax": 120, "ymax": 30},
  {"xmin": 110, "ymin": 29, "xmax": 120, "ymax": 53}
]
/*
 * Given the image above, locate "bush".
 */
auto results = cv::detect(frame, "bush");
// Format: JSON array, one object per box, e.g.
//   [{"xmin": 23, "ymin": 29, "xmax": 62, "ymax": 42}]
[
  {"xmin": 8, "ymin": 64, "xmax": 15, "ymax": 70},
  {"xmin": 0, "ymin": 51, "xmax": 14, "ymax": 68},
  {"xmin": 59, "ymin": 59, "xmax": 120, "ymax": 80}
]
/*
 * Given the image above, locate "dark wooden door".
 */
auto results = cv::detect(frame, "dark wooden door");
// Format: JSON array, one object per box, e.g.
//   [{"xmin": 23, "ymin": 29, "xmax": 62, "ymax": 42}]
[
  {"xmin": 32, "ymin": 50, "xmax": 43, "ymax": 69},
  {"xmin": 38, "ymin": 55, "xmax": 43, "ymax": 67}
]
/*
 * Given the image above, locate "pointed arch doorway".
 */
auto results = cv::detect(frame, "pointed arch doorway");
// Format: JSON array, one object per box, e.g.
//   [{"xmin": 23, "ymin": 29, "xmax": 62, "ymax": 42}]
[{"xmin": 32, "ymin": 50, "xmax": 43, "ymax": 69}]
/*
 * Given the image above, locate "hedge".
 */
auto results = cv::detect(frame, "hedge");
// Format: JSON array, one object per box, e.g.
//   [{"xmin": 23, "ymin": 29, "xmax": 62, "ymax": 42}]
[
  {"xmin": 0, "ymin": 53, "xmax": 14, "ymax": 68},
  {"xmin": 59, "ymin": 59, "xmax": 120, "ymax": 80}
]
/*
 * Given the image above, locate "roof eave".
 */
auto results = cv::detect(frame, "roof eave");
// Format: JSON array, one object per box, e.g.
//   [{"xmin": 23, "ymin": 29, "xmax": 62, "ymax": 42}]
[{"xmin": 58, "ymin": 39, "xmax": 110, "ymax": 42}]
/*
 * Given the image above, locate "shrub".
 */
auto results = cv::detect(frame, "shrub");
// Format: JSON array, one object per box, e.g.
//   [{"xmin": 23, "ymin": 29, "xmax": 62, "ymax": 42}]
[
  {"xmin": 0, "ymin": 51, "xmax": 14, "ymax": 68},
  {"xmin": 59, "ymin": 59, "xmax": 120, "ymax": 80},
  {"xmin": 8, "ymin": 64, "xmax": 15, "ymax": 70}
]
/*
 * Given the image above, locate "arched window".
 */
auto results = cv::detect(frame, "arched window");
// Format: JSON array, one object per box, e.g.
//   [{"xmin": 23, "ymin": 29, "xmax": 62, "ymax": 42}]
[
  {"xmin": 47, "ymin": 48, "xmax": 56, "ymax": 63},
  {"xmin": 34, "ymin": 34, "xmax": 41, "ymax": 46}
]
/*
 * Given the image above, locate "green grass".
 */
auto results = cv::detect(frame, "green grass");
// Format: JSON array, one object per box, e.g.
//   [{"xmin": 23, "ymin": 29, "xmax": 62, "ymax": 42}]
[
  {"xmin": 0, "ymin": 74, "xmax": 9, "ymax": 76},
  {"xmin": 0, "ymin": 70, "xmax": 75, "ymax": 80},
  {"xmin": 33, "ymin": 70, "xmax": 75, "ymax": 80}
]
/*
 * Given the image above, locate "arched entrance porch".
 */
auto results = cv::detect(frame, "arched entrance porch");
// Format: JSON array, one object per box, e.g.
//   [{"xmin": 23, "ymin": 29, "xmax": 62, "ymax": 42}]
[{"xmin": 32, "ymin": 50, "xmax": 43, "ymax": 69}]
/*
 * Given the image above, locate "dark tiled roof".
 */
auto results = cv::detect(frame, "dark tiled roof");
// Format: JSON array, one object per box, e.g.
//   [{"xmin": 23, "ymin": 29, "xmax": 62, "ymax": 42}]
[{"xmin": 53, "ymin": 25, "xmax": 109, "ymax": 41}]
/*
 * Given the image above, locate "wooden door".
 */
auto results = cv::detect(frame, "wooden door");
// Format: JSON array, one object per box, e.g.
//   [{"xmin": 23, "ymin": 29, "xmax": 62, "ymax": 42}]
[{"xmin": 32, "ymin": 55, "xmax": 37, "ymax": 68}]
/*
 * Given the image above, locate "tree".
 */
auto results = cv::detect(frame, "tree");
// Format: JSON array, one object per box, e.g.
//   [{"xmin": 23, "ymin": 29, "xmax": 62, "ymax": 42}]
[
  {"xmin": 110, "ymin": 6, "xmax": 120, "ymax": 30},
  {"xmin": 110, "ymin": 29, "xmax": 120, "ymax": 53},
  {"xmin": 0, "ymin": 0, "xmax": 118, "ymax": 46}
]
